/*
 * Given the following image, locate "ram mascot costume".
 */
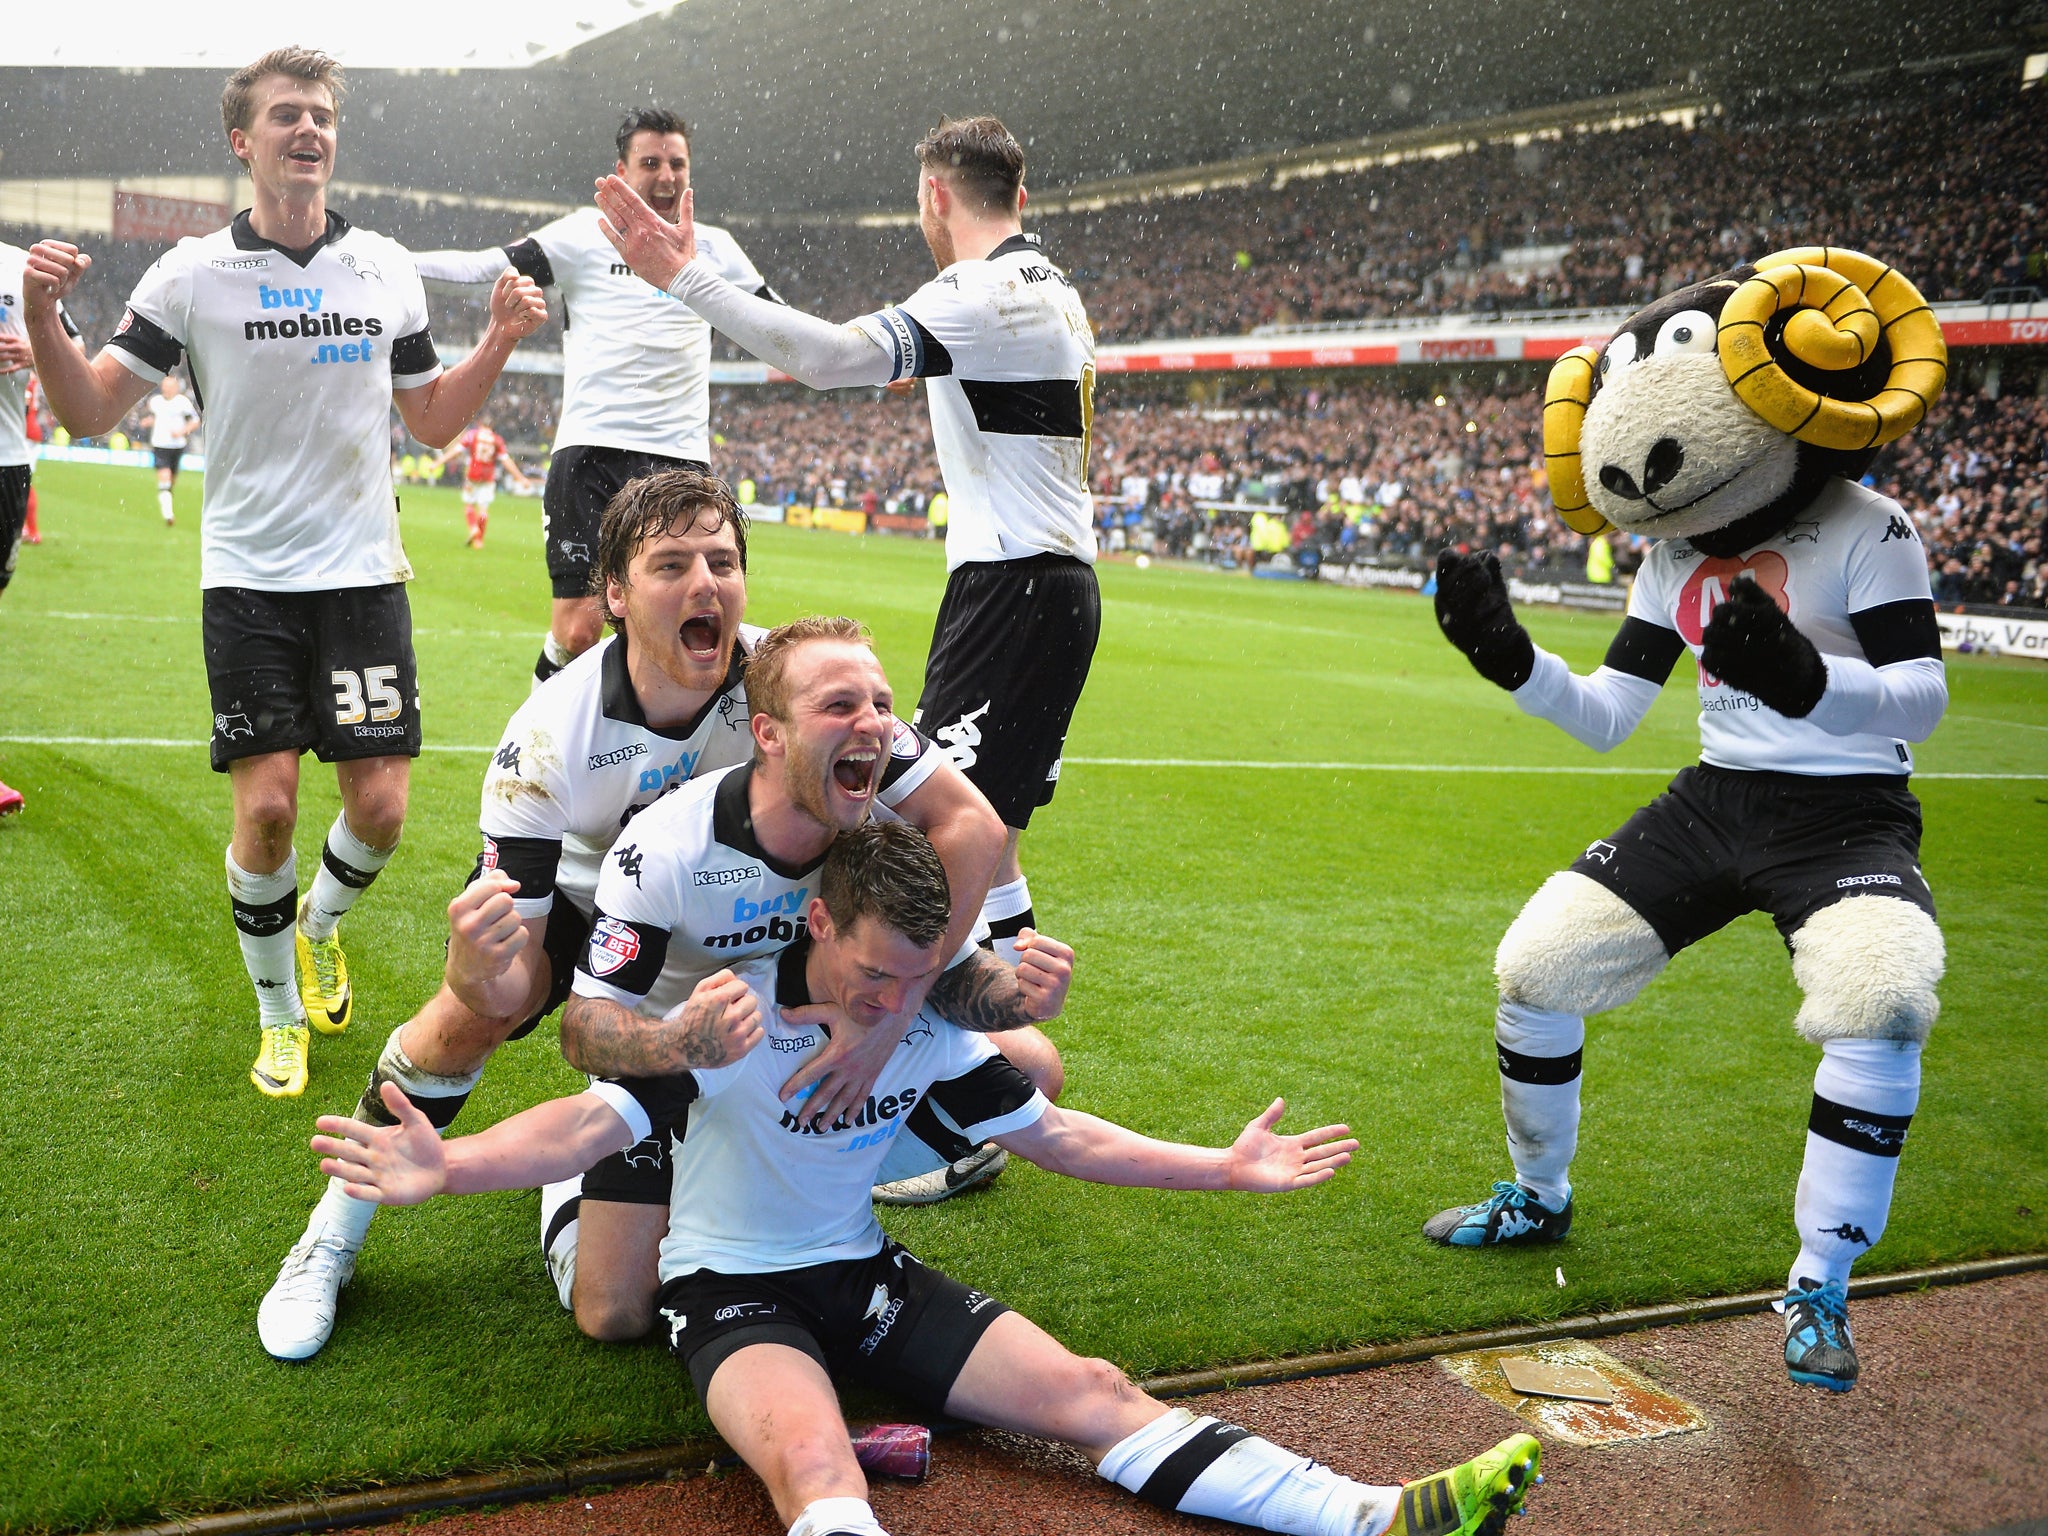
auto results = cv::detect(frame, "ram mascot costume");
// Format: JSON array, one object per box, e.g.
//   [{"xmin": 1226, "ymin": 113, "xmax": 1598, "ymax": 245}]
[{"xmin": 1429, "ymin": 247, "xmax": 1949, "ymax": 1393}]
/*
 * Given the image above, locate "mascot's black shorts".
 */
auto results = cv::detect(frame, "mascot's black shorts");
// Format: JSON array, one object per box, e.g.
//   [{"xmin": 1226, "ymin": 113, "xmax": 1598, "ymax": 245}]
[{"xmin": 1571, "ymin": 764, "xmax": 1935, "ymax": 955}]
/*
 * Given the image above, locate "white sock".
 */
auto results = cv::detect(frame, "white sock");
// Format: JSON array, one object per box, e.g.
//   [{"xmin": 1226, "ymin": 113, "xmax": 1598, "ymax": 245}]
[
  {"xmin": 542, "ymin": 1175, "xmax": 582, "ymax": 1312},
  {"xmin": 982, "ymin": 876, "xmax": 1033, "ymax": 966},
  {"xmin": 1789, "ymin": 1037, "xmax": 1921, "ymax": 1289},
  {"xmin": 226, "ymin": 847, "xmax": 301, "ymax": 1025},
  {"xmin": 1099, "ymin": 1409, "xmax": 1399, "ymax": 1536},
  {"xmin": 158, "ymin": 488, "xmax": 174, "ymax": 521},
  {"xmin": 787, "ymin": 1495, "xmax": 887, "ymax": 1536},
  {"xmin": 300, "ymin": 812, "xmax": 396, "ymax": 941},
  {"xmin": 311, "ymin": 1175, "xmax": 378, "ymax": 1250},
  {"xmin": 1495, "ymin": 999, "xmax": 1582, "ymax": 1209},
  {"xmin": 544, "ymin": 632, "xmax": 575, "ymax": 668}
]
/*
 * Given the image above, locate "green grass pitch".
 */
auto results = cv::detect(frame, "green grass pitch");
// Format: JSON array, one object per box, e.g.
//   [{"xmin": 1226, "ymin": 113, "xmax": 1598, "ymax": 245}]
[{"xmin": 2, "ymin": 461, "xmax": 2043, "ymax": 1530}]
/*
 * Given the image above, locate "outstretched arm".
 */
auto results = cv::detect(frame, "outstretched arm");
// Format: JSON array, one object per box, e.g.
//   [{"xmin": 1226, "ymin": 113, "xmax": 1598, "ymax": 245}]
[
  {"xmin": 313, "ymin": 1081, "xmax": 639, "ymax": 1203},
  {"xmin": 996, "ymin": 1098, "xmax": 1356, "ymax": 1192},
  {"xmin": 595, "ymin": 179, "xmax": 893, "ymax": 390},
  {"xmin": 1437, "ymin": 550, "xmax": 1674, "ymax": 751}
]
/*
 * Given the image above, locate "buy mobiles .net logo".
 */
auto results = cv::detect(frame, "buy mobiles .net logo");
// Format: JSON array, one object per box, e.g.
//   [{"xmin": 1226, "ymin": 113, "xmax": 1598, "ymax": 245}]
[{"xmin": 241, "ymin": 284, "xmax": 384, "ymax": 365}]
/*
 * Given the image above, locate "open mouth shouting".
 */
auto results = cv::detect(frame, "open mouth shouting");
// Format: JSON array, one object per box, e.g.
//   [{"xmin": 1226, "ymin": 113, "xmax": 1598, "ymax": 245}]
[
  {"xmin": 832, "ymin": 746, "xmax": 879, "ymax": 801},
  {"xmin": 679, "ymin": 611, "xmax": 723, "ymax": 661}
]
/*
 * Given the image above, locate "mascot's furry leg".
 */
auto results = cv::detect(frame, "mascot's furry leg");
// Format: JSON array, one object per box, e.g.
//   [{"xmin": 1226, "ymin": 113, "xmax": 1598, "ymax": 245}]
[
  {"xmin": 1422, "ymin": 871, "xmax": 1666, "ymax": 1244},
  {"xmin": 1775, "ymin": 893, "xmax": 1942, "ymax": 1390}
]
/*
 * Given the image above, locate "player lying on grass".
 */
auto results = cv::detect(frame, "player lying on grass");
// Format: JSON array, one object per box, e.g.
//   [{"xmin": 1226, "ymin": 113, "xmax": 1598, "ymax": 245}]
[
  {"xmin": 259, "ymin": 485, "xmax": 1056, "ymax": 1359},
  {"xmin": 313, "ymin": 821, "xmax": 1542, "ymax": 1536}
]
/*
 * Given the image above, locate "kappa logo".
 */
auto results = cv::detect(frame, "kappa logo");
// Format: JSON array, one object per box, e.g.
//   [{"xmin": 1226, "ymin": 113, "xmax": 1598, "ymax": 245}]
[
  {"xmin": 214, "ymin": 712, "xmax": 255, "ymax": 741},
  {"xmin": 1879, "ymin": 514, "xmax": 1917, "ymax": 544},
  {"xmin": 1582, "ymin": 839, "xmax": 1618, "ymax": 866},
  {"xmin": 1835, "ymin": 873, "xmax": 1903, "ymax": 889},
  {"xmin": 769, "ymin": 1032, "xmax": 817, "ymax": 1054},
  {"xmin": 1821, "ymin": 1222, "xmax": 1873, "ymax": 1246},
  {"xmin": 1493, "ymin": 1208, "xmax": 1541, "ymax": 1240},
  {"xmin": 935, "ymin": 702, "xmax": 991, "ymax": 771},
  {"xmin": 587, "ymin": 742, "xmax": 647, "ymax": 771},
  {"xmin": 693, "ymin": 865, "xmax": 764, "ymax": 887},
  {"xmin": 859, "ymin": 1286, "xmax": 904, "ymax": 1356},
  {"xmin": 210, "ymin": 256, "xmax": 270, "ymax": 270},
  {"xmin": 864, "ymin": 1283, "xmax": 891, "ymax": 1322},
  {"xmin": 620, "ymin": 1138, "xmax": 665, "ymax": 1170},
  {"xmin": 587, "ymin": 915, "xmax": 642, "ymax": 977},
  {"xmin": 614, "ymin": 843, "xmax": 645, "ymax": 887},
  {"xmin": 660, "ymin": 1305, "xmax": 688, "ymax": 1349},
  {"xmin": 493, "ymin": 741, "xmax": 522, "ymax": 772}
]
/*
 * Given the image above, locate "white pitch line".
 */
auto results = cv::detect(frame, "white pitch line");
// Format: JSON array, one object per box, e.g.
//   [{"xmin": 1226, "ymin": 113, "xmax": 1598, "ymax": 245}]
[
  {"xmin": 1948, "ymin": 713, "xmax": 2048, "ymax": 734},
  {"xmin": 4, "ymin": 736, "xmax": 2043, "ymax": 780}
]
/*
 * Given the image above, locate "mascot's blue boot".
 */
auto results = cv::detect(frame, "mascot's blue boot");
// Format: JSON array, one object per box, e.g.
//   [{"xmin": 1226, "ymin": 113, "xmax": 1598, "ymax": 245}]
[
  {"xmin": 1782, "ymin": 1277, "xmax": 1859, "ymax": 1391},
  {"xmin": 1423, "ymin": 1181, "xmax": 1572, "ymax": 1246}
]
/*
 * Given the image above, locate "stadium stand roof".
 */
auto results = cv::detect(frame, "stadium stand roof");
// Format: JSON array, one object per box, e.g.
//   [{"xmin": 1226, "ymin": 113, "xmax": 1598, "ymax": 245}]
[{"xmin": 0, "ymin": 0, "xmax": 2035, "ymax": 219}]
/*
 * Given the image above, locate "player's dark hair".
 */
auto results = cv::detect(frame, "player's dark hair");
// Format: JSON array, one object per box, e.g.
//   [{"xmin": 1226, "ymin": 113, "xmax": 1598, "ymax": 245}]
[
  {"xmin": 820, "ymin": 822, "xmax": 952, "ymax": 951},
  {"xmin": 222, "ymin": 47, "xmax": 347, "ymax": 144},
  {"xmin": 915, "ymin": 116, "xmax": 1025, "ymax": 214},
  {"xmin": 742, "ymin": 616, "xmax": 871, "ymax": 728},
  {"xmin": 617, "ymin": 107, "xmax": 691, "ymax": 162},
  {"xmin": 593, "ymin": 469, "xmax": 748, "ymax": 632}
]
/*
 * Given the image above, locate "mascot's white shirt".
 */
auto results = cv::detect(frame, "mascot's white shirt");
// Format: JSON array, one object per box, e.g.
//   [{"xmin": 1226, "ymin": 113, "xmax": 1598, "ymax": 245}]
[{"xmin": 1629, "ymin": 479, "xmax": 1935, "ymax": 775}]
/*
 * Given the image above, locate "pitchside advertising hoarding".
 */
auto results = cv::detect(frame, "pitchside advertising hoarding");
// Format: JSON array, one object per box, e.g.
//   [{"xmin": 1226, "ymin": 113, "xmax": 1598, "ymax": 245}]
[
  {"xmin": 1093, "ymin": 302, "xmax": 2048, "ymax": 375},
  {"xmin": 112, "ymin": 192, "xmax": 230, "ymax": 243},
  {"xmin": 1935, "ymin": 610, "xmax": 2048, "ymax": 659}
]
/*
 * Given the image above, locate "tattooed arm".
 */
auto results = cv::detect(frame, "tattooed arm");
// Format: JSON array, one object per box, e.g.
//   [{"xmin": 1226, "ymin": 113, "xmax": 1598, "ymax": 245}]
[
  {"xmin": 926, "ymin": 932, "xmax": 1074, "ymax": 1033},
  {"xmin": 560, "ymin": 969, "xmax": 763, "ymax": 1078}
]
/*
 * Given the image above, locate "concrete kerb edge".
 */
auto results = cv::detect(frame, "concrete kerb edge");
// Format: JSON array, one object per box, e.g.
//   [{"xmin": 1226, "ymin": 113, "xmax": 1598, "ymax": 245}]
[{"xmin": 101, "ymin": 1252, "xmax": 2047, "ymax": 1536}]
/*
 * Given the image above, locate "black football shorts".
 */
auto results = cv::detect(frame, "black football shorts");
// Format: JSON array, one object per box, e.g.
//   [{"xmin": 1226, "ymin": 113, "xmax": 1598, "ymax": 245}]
[
  {"xmin": 1569, "ymin": 764, "xmax": 1936, "ymax": 955},
  {"xmin": 542, "ymin": 446, "xmax": 707, "ymax": 599},
  {"xmin": 200, "ymin": 583, "xmax": 420, "ymax": 772},
  {"xmin": 153, "ymin": 447, "xmax": 185, "ymax": 475},
  {"xmin": 0, "ymin": 465, "xmax": 27, "ymax": 592},
  {"xmin": 657, "ymin": 1239, "xmax": 1009, "ymax": 1410},
  {"xmin": 913, "ymin": 553, "xmax": 1101, "ymax": 829}
]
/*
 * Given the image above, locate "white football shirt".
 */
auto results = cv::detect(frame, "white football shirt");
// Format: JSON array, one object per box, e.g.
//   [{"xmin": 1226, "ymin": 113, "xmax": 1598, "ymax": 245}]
[
  {"xmin": 851, "ymin": 234, "xmax": 1098, "ymax": 571},
  {"xmin": 583, "ymin": 941, "xmax": 1048, "ymax": 1278},
  {"xmin": 0, "ymin": 241, "xmax": 80, "ymax": 467},
  {"xmin": 107, "ymin": 212, "xmax": 439, "ymax": 591},
  {"xmin": 1627, "ymin": 479, "xmax": 1937, "ymax": 775},
  {"xmin": 570, "ymin": 728, "xmax": 940, "ymax": 1018},
  {"xmin": 145, "ymin": 391, "xmax": 200, "ymax": 449},
  {"xmin": 509, "ymin": 208, "xmax": 769, "ymax": 462},
  {"xmin": 478, "ymin": 625, "xmax": 767, "ymax": 919}
]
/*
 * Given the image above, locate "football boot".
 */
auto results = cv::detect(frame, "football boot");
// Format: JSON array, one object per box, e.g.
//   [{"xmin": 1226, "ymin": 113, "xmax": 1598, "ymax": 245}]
[
  {"xmin": 258, "ymin": 1226, "xmax": 358, "ymax": 1360},
  {"xmin": 1388, "ymin": 1433, "xmax": 1543, "ymax": 1535},
  {"xmin": 0, "ymin": 781, "xmax": 22, "ymax": 817},
  {"xmin": 873, "ymin": 1144, "xmax": 1007, "ymax": 1207},
  {"xmin": 296, "ymin": 919, "xmax": 352, "ymax": 1035},
  {"xmin": 251, "ymin": 1022, "xmax": 311, "ymax": 1098},
  {"xmin": 1423, "ymin": 1181, "xmax": 1573, "ymax": 1246},
  {"xmin": 1782, "ymin": 1276, "xmax": 1859, "ymax": 1392}
]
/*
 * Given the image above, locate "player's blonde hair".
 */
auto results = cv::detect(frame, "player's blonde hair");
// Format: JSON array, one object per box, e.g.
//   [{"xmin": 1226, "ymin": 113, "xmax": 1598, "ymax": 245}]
[
  {"xmin": 222, "ymin": 47, "xmax": 347, "ymax": 141},
  {"xmin": 742, "ymin": 616, "xmax": 873, "ymax": 728}
]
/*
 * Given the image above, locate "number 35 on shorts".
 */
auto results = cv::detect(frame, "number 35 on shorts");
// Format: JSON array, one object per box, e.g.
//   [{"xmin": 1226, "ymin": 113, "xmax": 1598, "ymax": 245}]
[{"xmin": 331, "ymin": 665, "xmax": 405, "ymax": 726}]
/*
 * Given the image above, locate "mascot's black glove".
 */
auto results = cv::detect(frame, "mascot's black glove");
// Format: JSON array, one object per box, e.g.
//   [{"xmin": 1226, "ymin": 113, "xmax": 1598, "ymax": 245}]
[
  {"xmin": 1434, "ymin": 550, "xmax": 1535, "ymax": 691},
  {"xmin": 1699, "ymin": 575, "xmax": 1828, "ymax": 717}
]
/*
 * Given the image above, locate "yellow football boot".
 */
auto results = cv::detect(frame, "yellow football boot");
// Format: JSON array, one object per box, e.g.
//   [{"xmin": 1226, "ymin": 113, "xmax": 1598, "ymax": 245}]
[
  {"xmin": 251, "ymin": 1023, "xmax": 311, "ymax": 1098},
  {"xmin": 1387, "ymin": 1434, "xmax": 1542, "ymax": 1536},
  {"xmin": 296, "ymin": 922, "xmax": 352, "ymax": 1036}
]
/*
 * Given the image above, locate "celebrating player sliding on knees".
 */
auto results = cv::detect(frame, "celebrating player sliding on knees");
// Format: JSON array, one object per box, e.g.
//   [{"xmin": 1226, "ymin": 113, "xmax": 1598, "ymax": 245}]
[{"xmin": 311, "ymin": 822, "xmax": 1542, "ymax": 1536}]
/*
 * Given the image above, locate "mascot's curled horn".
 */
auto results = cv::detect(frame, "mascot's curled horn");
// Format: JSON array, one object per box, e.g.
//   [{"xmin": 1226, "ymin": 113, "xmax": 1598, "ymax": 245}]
[{"xmin": 1428, "ymin": 247, "xmax": 1950, "ymax": 1394}]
